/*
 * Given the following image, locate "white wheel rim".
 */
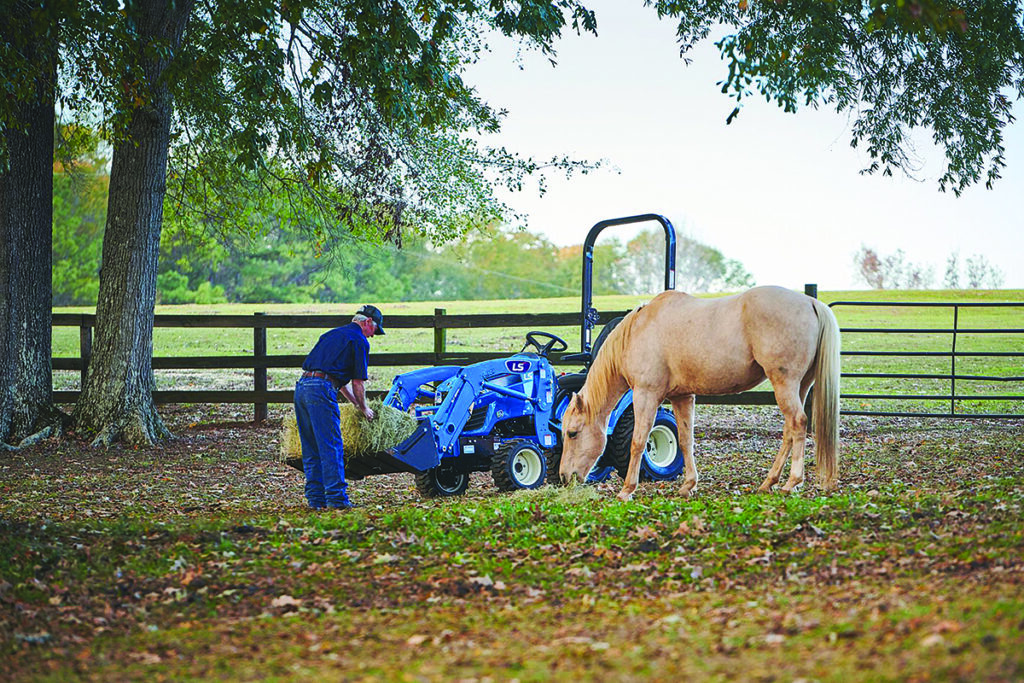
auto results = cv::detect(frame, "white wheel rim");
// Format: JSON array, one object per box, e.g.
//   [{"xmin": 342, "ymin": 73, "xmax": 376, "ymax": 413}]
[
  {"xmin": 512, "ymin": 447, "xmax": 544, "ymax": 486},
  {"xmin": 646, "ymin": 424, "xmax": 679, "ymax": 469},
  {"xmin": 437, "ymin": 470, "xmax": 465, "ymax": 494}
]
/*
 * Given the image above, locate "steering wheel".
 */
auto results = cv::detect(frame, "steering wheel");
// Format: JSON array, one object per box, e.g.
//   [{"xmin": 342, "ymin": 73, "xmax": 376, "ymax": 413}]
[{"xmin": 524, "ymin": 331, "xmax": 568, "ymax": 357}]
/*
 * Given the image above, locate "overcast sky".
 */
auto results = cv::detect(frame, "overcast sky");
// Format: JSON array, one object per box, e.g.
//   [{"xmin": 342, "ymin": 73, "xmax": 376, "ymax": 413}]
[{"xmin": 466, "ymin": 1, "xmax": 1024, "ymax": 291}]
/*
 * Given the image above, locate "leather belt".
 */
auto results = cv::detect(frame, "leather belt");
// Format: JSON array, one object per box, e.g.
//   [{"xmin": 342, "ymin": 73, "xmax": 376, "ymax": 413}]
[{"xmin": 302, "ymin": 370, "xmax": 333, "ymax": 381}]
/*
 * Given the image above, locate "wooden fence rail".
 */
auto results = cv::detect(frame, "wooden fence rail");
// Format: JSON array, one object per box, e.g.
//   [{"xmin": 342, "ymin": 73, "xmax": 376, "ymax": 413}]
[{"xmin": 51, "ymin": 309, "xmax": 776, "ymax": 421}]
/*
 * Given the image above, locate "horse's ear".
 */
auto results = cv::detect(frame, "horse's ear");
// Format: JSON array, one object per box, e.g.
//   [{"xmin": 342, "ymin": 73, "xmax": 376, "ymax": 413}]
[{"xmin": 570, "ymin": 392, "xmax": 584, "ymax": 411}]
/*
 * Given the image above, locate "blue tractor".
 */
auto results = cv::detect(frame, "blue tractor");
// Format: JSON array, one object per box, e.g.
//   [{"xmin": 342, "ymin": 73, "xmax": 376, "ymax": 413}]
[{"xmin": 345, "ymin": 214, "xmax": 688, "ymax": 498}]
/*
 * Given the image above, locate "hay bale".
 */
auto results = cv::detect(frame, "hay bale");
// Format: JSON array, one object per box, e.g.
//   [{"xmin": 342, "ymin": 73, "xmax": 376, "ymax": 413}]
[
  {"xmin": 280, "ymin": 414, "xmax": 305, "ymax": 471},
  {"xmin": 280, "ymin": 399, "xmax": 419, "ymax": 469},
  {"xmin": 338, "ymin": 399, "xmax": 420, "ymax": 456}
]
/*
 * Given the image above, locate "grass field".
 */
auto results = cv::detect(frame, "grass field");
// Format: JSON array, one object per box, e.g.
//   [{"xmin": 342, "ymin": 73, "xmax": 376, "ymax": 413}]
[
  {"xmin": 2, "ymin": 289, "xmax": 1021, "ymax": 680},
  {"xmin": 52, "ymin": 288, "xmax": 1024, "ymax": 417},
  {"xmin": 1, "ymin": 404, "xmax": 1022, "ymax": 681}
]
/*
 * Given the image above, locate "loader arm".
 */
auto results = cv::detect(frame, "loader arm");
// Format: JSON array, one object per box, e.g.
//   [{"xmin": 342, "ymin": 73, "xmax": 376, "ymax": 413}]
[{"xmin": 383, "ymin": 366, "xmax": 461, "ymax": 411}]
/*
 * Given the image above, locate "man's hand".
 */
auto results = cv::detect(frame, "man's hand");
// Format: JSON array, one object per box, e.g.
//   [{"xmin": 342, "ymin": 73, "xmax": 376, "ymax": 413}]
[{"xmin": 345, "ymin": 379, "xmax": 374, "ymax": 420}]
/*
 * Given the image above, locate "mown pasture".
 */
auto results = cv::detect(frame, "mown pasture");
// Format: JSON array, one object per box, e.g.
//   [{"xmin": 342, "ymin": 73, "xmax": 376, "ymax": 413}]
[
  {"xmin": 2, "ymin": 289, "xmax": 1021, "ymax": 681},
  {"xmin": 51, "ymin": 288, "xmax": 1024, "ymax": 417}
]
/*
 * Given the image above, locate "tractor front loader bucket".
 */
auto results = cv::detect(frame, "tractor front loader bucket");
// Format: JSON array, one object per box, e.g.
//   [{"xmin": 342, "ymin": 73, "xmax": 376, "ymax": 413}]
[{"xmin": 344, "ymin": 420, "xmax": 441, "ymax": 480}]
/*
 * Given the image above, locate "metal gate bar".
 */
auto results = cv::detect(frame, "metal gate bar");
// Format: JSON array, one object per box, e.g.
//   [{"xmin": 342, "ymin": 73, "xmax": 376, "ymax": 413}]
[{"xmin": 829, "ymin": 300, "xmax": 1024, "ymax": 419}]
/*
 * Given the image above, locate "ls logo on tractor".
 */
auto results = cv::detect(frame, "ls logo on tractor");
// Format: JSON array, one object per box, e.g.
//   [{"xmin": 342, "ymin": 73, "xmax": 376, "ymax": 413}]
[{"xmin": 505, "ymin": 359, "xmax": 532, "ymax": 374}]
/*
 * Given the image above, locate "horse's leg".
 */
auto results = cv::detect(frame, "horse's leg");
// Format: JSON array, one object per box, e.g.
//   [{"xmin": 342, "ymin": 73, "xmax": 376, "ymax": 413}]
[
  {"xmin": 670, "ymin": 394, "xmax": 697, "ymax": 497},
  {"xmin": 758, "ymin": 428, "xmax": 791, "ymax": 494},
  {"xmin": 617, "ymin": 392, "xmax": 660, "ymax": 502},
  {"xmin": 773, "ymin": 380, "xmax": 809, "ymax": 494},
  {"xmin": 758, "ymin": 379, "xmax": 805, "ymax": 493}
]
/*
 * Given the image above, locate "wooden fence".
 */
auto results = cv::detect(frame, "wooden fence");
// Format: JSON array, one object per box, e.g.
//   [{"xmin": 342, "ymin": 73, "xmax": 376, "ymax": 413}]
[{"xmin": 51, "ymin": 309, "xmax": 777, "ymax": 421}]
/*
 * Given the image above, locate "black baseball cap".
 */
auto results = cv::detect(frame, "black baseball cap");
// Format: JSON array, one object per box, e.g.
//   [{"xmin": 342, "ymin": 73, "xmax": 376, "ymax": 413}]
[{"xmin": 357, "ymin": 304, "xmax": 385, "ymax": 335}]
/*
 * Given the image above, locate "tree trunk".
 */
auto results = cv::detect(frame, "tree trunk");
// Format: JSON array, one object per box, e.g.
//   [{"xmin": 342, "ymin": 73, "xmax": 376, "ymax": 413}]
[
  {"xmin": 0, "ymin": 5, "xmax": 61, "ymax": 447},
  {"xmin": 72, "ymin": 0, "xmax": 192, "ymax": 447}
]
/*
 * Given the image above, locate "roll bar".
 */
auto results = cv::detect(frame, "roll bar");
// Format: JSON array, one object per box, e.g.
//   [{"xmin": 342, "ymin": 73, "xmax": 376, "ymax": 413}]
[{"xmin": 580, "ymin": 214, "xmax": 676, "ymax": 353}]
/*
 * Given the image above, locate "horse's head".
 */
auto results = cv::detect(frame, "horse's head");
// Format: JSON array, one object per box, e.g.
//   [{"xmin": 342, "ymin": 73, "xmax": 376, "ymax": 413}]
[{"xmin": 559, "ymin": 392, "xmax": 607, "ymax": 484}]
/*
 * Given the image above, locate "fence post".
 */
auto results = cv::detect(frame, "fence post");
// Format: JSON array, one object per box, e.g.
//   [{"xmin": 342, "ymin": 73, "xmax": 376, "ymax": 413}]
[
  {"xmin": 254, "ymin": 312, "xmax": 268, "ymax": 423},
  {"xmin": 79, "ymin": 321, "xmax": 92, "ymax": 389},
  {"xmin": 804, "ymin": 284, "xmax": 818, "ymax": 427},
  {"xmin": 950, "ymin": 306, "xmax": 959, "ymax": 416},
  {"xmin": 434, "ymin": 308, "xmax": 446, "ymax": 365}
]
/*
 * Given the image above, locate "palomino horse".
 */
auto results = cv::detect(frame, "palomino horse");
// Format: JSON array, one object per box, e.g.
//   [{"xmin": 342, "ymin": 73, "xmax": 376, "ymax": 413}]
[{"xmin": 559, "ymin": 286, "xmax": 840, "ymax": 501}]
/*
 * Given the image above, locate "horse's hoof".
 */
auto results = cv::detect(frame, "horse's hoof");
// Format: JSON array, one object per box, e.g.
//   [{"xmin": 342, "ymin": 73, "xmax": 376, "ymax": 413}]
[
  {"xmin": 616, "ymin": 491, "xmax": 634, "ymax": 502},
  {"xmin": 757, "ymin": 484, "xmax": 773, "ymax": 494},
  {"xmin": 780, "ymin": 487, "xmax": 793, "ymax": 496}
]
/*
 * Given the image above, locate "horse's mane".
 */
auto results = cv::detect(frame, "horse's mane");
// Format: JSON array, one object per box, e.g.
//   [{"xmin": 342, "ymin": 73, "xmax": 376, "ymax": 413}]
[{"xmin": 579, "ymin": 304, "xmax": 644, "ymax": 419}]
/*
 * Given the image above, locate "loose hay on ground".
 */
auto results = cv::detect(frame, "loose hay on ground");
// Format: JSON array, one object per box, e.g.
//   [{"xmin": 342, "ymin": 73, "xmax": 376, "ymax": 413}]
[
  {"xmin": 280, "ymin": 400, "xmax": 419, "ymax": 467},
  {"xmin": 514, "ymin": 483, "xmax": 601, "ymax": 504}
]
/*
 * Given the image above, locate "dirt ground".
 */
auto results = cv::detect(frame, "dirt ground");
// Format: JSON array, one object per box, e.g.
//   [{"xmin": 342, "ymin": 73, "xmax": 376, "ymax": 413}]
[{"xmin": 2, "ymin": 402, "xmax": 1021, "ymax": 517}]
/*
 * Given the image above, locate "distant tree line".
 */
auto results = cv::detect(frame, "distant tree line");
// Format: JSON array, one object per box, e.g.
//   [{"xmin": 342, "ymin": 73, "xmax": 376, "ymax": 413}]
[
  {"xmin": 853, "ymin": 245, "xmax": 1005, "ymax": 289},
  {"xmin": 54, "ymin": 164, "xmax": 755, "ymax": 306}
]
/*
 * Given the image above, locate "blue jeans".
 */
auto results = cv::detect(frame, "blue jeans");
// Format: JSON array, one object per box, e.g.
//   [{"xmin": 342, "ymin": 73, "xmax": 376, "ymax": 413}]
[{"xmin": 293, "ymin": 377, "xmax": 351, "ymax": 508}]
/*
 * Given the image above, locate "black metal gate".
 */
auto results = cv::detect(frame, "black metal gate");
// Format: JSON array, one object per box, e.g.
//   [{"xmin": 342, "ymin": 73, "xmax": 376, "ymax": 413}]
[{"xmin": 829, "ymin": 300, "xmax": 1024, "ymax": 418}]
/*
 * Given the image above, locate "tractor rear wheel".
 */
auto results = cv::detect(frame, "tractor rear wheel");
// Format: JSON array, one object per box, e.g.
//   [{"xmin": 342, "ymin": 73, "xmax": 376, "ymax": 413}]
[
  {"xmin": 492, "ymin": 439, "xmax": 547, "ymax": 491},
  {"xmin": 545, "ymin": 446, "xmax": 614, "ymax": 486},
  {"xmin": 607, "ymin": 406, "xmax": 685, "ymax": 481},
  {"xmin": 545, "ymin": 448, "xmax": 563, "ymax": 486},
  {"xmin": 415, "ymin": 462, "xmax": 470, "ymax": 498}
]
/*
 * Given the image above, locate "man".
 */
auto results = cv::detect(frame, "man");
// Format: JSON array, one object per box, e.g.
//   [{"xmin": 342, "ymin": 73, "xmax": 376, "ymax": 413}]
[{"xmin": 293, "ymin": 304, "xmax": 384, "ymax": 509}]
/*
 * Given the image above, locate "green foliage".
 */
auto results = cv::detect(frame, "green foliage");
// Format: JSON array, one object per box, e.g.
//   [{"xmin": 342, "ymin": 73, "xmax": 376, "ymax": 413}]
[
  {"xmin": 51, "ymin": 171, "xmax": 105, "ymax": 306},
  {"xmin": 651, "ymin": 0, "xmax": 1024, "ymax": 194},
  {"xmin": 55, "ymin": 167, "xmax": 756, "ymax": 304},
  {"xmin": 155, "ymin": 272, "xmax": 227, "ymax": 305}
]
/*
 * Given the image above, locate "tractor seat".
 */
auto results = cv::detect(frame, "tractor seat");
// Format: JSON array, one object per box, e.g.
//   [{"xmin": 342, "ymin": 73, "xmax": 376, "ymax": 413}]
[
  {"xmin": 562, "ymin": 315, "xmax": 625, "ymax": 370},
  {"xmin": 555, "ymin": 372, "xmax": 587, "ymax": 397}
]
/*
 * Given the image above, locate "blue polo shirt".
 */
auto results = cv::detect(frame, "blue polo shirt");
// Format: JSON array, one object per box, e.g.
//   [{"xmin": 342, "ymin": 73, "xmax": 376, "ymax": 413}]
[{"xmin": 302, "ymin": 323, "xmax": 369, "ymax": 386}]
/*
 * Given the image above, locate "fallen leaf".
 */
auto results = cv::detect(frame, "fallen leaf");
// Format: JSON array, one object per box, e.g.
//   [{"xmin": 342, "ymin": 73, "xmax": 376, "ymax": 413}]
[
  {"xmin": 271, "ymin": 595, "xmax": 302, "ymax": 608},
  {"xmin": 932, "ymin": 620, "xmax": 963, "ymax": 634}
]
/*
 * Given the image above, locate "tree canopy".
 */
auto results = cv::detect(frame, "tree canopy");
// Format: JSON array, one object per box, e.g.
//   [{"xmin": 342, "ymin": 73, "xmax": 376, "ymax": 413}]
[
  {"xmin": 156, "ymin": 0, "xmax": 600, "ymax": 251},
  {"xmin": 651, "ymin": 0, "xmax": 1024, "ymax": 194}
]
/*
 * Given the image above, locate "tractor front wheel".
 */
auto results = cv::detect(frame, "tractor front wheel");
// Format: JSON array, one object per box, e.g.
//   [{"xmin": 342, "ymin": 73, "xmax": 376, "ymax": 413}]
[
  {"xmin": 492, "ymin": 439, "xmax": 547, "ymax": 492},
  {"xmin": 415, "ymin": 462, "xmax": 470, "ymax": 498}
]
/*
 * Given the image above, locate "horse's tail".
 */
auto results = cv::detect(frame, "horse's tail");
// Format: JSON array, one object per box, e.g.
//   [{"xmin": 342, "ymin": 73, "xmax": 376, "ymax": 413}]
[{"xmin": 811, "ymin": 299, "xmax": 841, "ymax": 490}]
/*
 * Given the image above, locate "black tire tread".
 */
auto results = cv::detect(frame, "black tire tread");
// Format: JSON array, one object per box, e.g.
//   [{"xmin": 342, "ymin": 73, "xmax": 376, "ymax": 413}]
[
  {"xmin": 545, "ymin": 448, "xmax": 562, "ymax": 486},
  {"xmin": 414, "ymin": 468, "xmax": 468, "ymax": 498},
  {"xmin": 607, "ymin": 404, "xmax": 635, "ymax": 479}
]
